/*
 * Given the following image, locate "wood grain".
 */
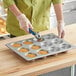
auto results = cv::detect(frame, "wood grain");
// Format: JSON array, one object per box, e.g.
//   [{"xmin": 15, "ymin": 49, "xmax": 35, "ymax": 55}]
[{"xmin": 0, "ymin": 24, "xmax": 76, "ymax": 76}]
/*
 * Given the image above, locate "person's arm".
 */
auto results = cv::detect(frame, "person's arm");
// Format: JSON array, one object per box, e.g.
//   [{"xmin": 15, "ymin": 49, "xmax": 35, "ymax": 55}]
[
  {"xmin": 3, "ymin": 0, "xmax": 33, "ymax": 33},
  {"xmin": 53, "ymin": 3, "xmax": 65, "ymax": 38},
  {"xmin": 53, "ymin": 3, "xmax": 63, "ymax": 22},
  {"xmin": 52, "ymin": 0, "xmax": 65, "ymax": 38},
  {"xmin": 8, "ymin": 4, "xmax": 33, "ymax": 32},
  {"xmin": 8, "ymin": 4, "xmax": 22, "ymax": 17}
]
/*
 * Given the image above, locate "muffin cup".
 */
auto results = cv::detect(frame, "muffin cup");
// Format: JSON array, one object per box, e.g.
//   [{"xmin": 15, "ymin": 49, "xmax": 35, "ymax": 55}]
[
  {"xmin": 18, "ymin": 47, "xmax": 29, "ymax": 53},
  {"xmin": 11, "ymin": 42, "xmax": 22, "ymax": 48}
]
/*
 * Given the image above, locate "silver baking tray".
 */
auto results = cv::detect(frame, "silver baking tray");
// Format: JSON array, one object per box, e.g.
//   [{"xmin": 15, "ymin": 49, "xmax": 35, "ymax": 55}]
[
  {"xmin": 6, "ymin": 33, "xmax": 76, "ymax": 61},
  {"xmin": 0, "ymin": 33, "xmax": 10, "ymax": 37}
]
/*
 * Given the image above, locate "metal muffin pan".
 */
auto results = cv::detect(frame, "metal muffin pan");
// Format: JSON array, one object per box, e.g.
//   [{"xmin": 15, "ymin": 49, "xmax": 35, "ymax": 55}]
[{"xmin": 6, "ymin": 33, "xmax": 76, "ymax": 61}]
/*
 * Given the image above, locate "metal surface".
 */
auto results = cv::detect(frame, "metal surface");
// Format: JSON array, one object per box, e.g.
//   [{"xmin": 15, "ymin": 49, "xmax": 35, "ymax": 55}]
[
  {"xmin": 6, "ymin": 33, "xmax": 76, "ymax": 61},
  {"xmin": 71, "ymin": 65, "xmax": 75, "ymax": 76},
  {"xmin": 29, "ymin": 28, "xmax": 42, "ymax": 41}
]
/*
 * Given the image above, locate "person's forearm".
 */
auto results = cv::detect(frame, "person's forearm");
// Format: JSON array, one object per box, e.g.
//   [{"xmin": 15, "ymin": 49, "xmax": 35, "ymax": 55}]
[
  {"xmin": 8, "ymin": 4, "xmax": 33, "ymax": 32},
  {"xmin": 8, "ymin": 4, "xmax": 22, "ymax": 17},
  {"xmin": 53, "ymin": 3, "xmax": 65, "ymax": 38},
  {"xmin": 53, "ymin": 3, "xmax": 64, "ymax": 23}
]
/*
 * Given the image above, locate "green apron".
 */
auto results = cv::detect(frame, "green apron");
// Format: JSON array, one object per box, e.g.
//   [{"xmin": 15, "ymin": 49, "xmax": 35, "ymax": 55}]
[{"xmin": 3, "ymin": 0, "xmax": 62, "ymax": 36}]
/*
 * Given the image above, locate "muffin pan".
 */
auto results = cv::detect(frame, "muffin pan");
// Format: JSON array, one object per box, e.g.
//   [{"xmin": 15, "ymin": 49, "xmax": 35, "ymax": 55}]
[{"xmin": 6, "ymin": 33, "xmax": 76, "ymax": 61}]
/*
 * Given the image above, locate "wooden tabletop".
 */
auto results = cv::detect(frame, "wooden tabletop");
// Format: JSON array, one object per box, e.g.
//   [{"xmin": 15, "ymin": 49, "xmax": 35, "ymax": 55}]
[{"xmin": 0, "ymin": 24, "xmax": 76, "ymax": 76}]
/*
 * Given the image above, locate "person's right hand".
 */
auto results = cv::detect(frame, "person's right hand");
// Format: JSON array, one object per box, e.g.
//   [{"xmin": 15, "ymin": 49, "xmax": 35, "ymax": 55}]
[{"xmin": 17, "ymin": 14, "xmax": 33, "ymax": 33}]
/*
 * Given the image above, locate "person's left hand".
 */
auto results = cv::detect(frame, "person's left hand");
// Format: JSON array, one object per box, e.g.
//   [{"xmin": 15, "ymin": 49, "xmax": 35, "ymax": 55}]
[{"xmin": 57, "ymin": 21, "xmax": 65, "ymax": 38}]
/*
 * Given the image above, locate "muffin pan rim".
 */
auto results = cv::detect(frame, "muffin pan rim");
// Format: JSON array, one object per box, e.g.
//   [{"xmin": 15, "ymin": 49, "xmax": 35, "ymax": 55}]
[{"xmin": 6, "ymin": 33, "xmax": 76, "ymax": 61}]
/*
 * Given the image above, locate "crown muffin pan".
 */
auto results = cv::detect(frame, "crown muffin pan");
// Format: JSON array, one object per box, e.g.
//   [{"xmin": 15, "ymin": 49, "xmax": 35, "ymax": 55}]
[{"xmin": 6, "ymin": 33, "xmax": 76, "ymax": 61}]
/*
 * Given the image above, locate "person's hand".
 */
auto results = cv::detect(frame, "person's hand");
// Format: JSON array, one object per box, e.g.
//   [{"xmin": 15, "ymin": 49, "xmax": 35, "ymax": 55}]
[
  {"xmin": 17, "ymin": 14, "xmax": 33, "ymax": 33},
  {"xmin": 57, "ymin": 21, "xmax": 65, "ymax": 38}
]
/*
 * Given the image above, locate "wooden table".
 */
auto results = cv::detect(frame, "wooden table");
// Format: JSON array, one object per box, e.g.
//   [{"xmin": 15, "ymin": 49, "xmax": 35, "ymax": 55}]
[{"xmin": 0, "ymin": 24, "xmax": 76, "ymax": 76}]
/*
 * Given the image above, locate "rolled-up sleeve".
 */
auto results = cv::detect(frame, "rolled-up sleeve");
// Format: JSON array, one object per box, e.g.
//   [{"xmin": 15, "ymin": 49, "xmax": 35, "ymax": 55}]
[
  {"xmin": 3, "ymin": 0, "xmax": 15, "ymax": 8},
  {"xmin": 52, "ymin": 0, "xmax": 62, "ymax": 4}
]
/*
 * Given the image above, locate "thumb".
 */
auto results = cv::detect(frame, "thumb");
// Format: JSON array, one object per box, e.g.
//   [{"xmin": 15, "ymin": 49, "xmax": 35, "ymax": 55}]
[
  {"xmin": 58, "ymin": 32, "xmax": 61, "ymax": 38},
  {"xmin": 28, "ymin": 23, "xmax": 33, "ymax": 29},
  {"xmin": 61, "ymin": 30, "xmax": 65, "ymax": 38},
  {"xmin": 58, "ymin": 27, "xmax": 61, "ymax": 38}
]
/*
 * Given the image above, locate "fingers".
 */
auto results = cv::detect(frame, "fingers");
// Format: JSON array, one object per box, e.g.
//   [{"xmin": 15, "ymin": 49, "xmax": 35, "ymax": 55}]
[
  {"xmin": 28, "ymin": 22, "xmax": 33, "ymax": 30},
  {"xmin": 58, "ymin": 30, "xmax": 65, "ymax": 38},
  {"xmin": 19, "ymin": 22, "xmax": 29, "ymax": 33},
  {"xmin": 58, "ymin": 27, "xmax": 61, "ymax": 38},
  {"xmin": 18, "ymin": 17, "xmax": 33, "ymax": 33},
  {"xmin": 17, "ymin": 14, "xmax": 33, "ymax": 33},
  {"xmin": 21, "ymin": 26, "xmax": 29, "ymax": 33},
  {"xmin": 19, "ymin": 20, "xmax": 33, "ymax": 33},
  {"xmin": 61, "ymin": 30, "xmax": 65, "ymax": 38},
  {"xmin": 57, "ymin": 24, "xmax": 65, "ymax": 38}
]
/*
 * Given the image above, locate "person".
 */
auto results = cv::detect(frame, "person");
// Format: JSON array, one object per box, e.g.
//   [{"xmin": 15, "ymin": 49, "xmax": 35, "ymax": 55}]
[{"xmin": 3, "ymin": 0, "xmax": 65, "ymax": 38}]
